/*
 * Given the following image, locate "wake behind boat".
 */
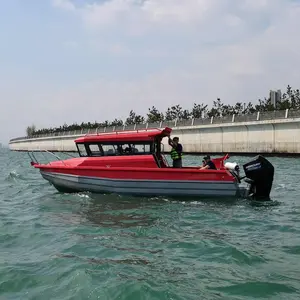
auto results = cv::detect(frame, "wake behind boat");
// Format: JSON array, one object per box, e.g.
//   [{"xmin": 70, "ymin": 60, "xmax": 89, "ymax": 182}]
[{"xmin": 28, "ymin": 127, "xmax": 275, "ymax": 200}]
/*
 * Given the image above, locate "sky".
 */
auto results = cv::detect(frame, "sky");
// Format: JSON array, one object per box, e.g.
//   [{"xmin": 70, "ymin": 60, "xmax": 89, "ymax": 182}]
[{"xmin": 1, "ymin": 0, "xmax": 300, "ymax": 144}]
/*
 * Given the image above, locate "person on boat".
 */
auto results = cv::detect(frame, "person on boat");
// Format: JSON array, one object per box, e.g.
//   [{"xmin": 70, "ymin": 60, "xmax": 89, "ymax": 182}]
[
  {"xmin": 199, "ymin": 155, "xmax": 217, "ymax": 170},
  {"xmin": 168, "ymin": 136, "xmax": 183, "ymax": 168}
]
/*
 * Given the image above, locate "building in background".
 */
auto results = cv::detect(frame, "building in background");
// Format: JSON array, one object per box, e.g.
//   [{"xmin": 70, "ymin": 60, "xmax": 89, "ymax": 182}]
[{"xmin": 270, "ymin": 89, "xmax": 282, "ymax": 107}]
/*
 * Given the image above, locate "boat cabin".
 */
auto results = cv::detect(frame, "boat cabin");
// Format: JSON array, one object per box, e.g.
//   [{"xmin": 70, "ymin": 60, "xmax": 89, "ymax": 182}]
[{"xmin": 74, "ymin": 127, "xmax": 172, "ymax": 168}]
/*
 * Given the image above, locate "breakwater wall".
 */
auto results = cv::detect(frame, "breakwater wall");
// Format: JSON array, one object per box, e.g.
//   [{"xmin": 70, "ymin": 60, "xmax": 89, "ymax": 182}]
[{"xmin": 9, "ymin": 109, "xmax": 300, "ymax": 155}]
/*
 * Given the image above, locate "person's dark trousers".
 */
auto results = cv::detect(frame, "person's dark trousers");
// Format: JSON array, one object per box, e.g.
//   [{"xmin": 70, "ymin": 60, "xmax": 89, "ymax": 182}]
[{"xmin": 172, "ymin": 158, "xmax": 182, "ymax": 168}]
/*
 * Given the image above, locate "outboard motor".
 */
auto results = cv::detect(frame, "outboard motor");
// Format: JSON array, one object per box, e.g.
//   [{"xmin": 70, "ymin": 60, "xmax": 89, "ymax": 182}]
[{"xmin": 243, "ymin": 155, "xmax": 274, "ymax": 200}]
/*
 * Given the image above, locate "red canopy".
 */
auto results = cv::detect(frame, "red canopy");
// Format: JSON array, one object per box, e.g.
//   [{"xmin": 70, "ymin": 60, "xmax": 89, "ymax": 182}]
[{"xmin": 75, "ymin": 127, "xmax": 172, "ymax": 143}]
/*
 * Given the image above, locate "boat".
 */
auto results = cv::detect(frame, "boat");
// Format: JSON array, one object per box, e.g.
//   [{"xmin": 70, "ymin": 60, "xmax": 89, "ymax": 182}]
[{"xmin": 28, "ymin": 127, "xmax": 275, "ymax": 200}]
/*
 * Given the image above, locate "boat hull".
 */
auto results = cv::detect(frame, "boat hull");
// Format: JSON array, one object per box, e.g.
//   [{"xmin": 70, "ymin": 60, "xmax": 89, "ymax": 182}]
[{"xmin": 40, "ymin": 170, "xmax": 246, "ymax": 198}]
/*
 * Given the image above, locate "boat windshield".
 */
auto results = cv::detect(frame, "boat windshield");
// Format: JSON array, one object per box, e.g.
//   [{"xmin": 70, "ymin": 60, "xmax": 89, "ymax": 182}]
[{"xmin": 76, "ymin": 142, "xmax": 154, "ymax": 157}]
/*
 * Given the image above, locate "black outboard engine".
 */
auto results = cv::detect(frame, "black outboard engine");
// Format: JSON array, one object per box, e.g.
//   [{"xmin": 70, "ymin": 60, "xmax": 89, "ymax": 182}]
[{"xmin": 243, "ymin": 155, "xmax": 274, "ymax": 200}]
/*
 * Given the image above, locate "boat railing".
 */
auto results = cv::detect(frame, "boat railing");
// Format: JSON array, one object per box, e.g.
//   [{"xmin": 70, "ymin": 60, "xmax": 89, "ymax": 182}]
[
  {"xmin": 28, "ymin": 150, "xmax": 76, "ymax": 166},
  {"xmin": 83, "ymin": 127, "xmax": 163, "ymax": 137}
]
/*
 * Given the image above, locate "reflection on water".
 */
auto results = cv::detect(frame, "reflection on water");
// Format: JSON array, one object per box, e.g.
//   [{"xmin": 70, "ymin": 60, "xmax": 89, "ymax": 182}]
[
  {"xmin": 78, "ymin": 194, "xmax": 165, "ymax": 228},
  {"xmin": 45, "ymin": 193, "xmax": 170, "ymax": 229}
]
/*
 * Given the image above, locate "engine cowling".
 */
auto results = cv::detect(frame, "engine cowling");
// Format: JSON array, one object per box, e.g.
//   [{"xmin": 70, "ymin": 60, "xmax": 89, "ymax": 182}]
[{"xmin": 242, "ymin": 155, "xmax": 274, "ymax": 200}]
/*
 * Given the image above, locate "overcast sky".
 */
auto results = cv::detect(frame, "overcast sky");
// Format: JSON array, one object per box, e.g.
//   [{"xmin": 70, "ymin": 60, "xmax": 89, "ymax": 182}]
[{"xmin": 1, "ymin": 0, "xmax": 300, "ymax": 144}]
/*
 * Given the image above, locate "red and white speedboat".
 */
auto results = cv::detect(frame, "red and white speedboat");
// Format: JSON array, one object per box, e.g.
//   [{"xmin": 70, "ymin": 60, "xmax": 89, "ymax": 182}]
[{"xmin": 29, "ymin": 127, "xmax": 274, "ymax": 200}]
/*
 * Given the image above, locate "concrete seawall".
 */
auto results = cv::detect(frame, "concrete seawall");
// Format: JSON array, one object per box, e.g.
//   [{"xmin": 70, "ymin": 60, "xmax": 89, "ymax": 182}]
[{"xmin": 9, "ymin": 117, "xmax": 300, "ymax": 155}]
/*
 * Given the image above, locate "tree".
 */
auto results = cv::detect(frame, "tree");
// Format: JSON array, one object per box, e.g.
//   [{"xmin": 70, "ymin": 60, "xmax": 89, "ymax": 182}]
[
  {"xmin": 110, "ymin": 119, "xmax": 123, "ymax": 126},
  {"xmin": 181, "ymin": 109, "xmax": 191, "ymax": 120},
  {"xmin": 101, "ymin": 120, "xmax": 110, "ymax": 127},
  {"xmin": 146, "ymin": 106, "xmax": 164, "ymax": 123},
  {"xmin": 191, "ymin": 103, "xmax": 208, "ymax": 119},
  {"xmin": 243, "ymin": 102, "xmax": 256, "ymax": 114},
  {"xmin": 125, "ymin": 110, "xmax": 136, "ymax": 125},
  {"xmin": 276, "ymin": 97, "xmax": 292, "ymax": 110},
  {"xmin": 281, "ymin": 85, "xmax": 300, "ymax": 109},
  {"xmin": 231, "ymin": 102, "xmax": 243, "ymax": 115},
  {"xmin": 221, "ymin": 104, "xmax": 234, "ymax": 116},
  {"xmin": 255, "ymin": 97, "xmax": 275, "ymax": 112},
  {"xmin": 125, "ymin": 110, "xmax": 145, "ymax": 125},
  {"xmin": 295, "ymin": 89, "xmax": 300, "ymax": 109},
  {"xmin": 165, "ymin": 104, "xmax": 190, "ymax": 121},
  {"xmin": 26, "ymin": 124, "xmax": 36, "ymax": 136},
  {"xmin": 207, "ymin": 98, "xmax": 224, "ymax": 117}
]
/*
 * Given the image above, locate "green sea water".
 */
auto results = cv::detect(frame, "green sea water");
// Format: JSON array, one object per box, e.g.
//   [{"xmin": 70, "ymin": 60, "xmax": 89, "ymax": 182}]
[{"xmin": 1, "ymin": 148, "xmax": 300, "ymax": 300}]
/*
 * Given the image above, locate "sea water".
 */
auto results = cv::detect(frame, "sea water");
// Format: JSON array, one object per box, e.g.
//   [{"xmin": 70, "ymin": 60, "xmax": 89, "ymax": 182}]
[{"xmin": 0, "ymin": 148, "xmax": 300, "ymax": 299}]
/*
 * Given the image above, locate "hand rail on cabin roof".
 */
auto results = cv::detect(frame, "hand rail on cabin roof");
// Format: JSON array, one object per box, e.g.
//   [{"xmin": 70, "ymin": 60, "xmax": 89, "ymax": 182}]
[{"xmin": 83, "ymin": 127, "xmax": 163, "ymax": 137}]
